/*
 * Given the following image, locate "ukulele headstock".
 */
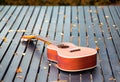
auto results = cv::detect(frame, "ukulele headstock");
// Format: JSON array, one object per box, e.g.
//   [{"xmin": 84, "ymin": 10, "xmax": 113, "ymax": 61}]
[{"xmin": 21, "ymin": 35, "xmax": 36, "ymax": 41}]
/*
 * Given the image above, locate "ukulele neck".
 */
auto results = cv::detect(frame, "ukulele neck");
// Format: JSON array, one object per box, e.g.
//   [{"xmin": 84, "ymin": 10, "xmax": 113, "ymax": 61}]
[
  {"xmin": 35, "ymin": 35, "xmax": 58, "ymax": 45},
  {"xmin": 35, "ymin": 35, "xmax": 69, "ymax": 48}
]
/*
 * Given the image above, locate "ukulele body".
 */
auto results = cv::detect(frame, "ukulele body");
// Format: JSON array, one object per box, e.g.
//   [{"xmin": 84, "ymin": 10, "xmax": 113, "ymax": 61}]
[
  {"xmin": 47, "ymin": 42, "xmax": 97, "ymax": 72},
  {"xmin": 21, "ymin": 35, "xmax": 97, "ymax": 72}
]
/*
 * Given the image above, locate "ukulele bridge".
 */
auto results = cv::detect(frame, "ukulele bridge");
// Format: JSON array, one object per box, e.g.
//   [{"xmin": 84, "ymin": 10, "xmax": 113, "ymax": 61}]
[{"xmin": 70, "ymin": 48, "xmax": 80, "ymax": 52}]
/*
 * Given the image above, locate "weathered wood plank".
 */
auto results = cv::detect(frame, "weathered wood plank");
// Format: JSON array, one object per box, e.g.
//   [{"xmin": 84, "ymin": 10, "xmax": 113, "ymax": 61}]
[
  {"xmin": 0, "ymin": 6, "xmax": 17, "ymax": 62},
  {"xmin": 108, "ymin": 6, "xmax": 120, "ymax": 60},
  {"xmin": 16, "ymin": 6, "xmax": 41, "ymax": 82},
  {"xmin": 47, "ymin": 6, "xmax": 58, "ymax": 40},
  {"xmin": 70, "ymin": 6, "xmax": 81, "ymax": 82},
  {"xmin": 46, "ymin": 6, "xmax": 60, "ymax": 82},
  {"xmin": 78, "ymin": 6, "xmax": 91, "ymax": 82},
  {"xmin": 36, "ymin": 49, "xmax": 49, "ymax": 82},
  {"xmin": 0, "ymin": 6, "xmax": 34, "ymax": 82},
  {"xmin": 54, "ymin": 6, "xmax": 65, "ymax": 43},
  {"xmin": 78, "ymin": 6, "xmax": 86, "ymax": 47},
  {"xmin": 0, "ymin": 6, "xmax": 16, "ymax": 42},
  {"xmin": 29, "ymin": 9, "xmax": 48, "ymax": 81},
  {"xmin": 0, "ymin": 6, "xmax": 24, "ymax": 81},
  {"xmin": 111, "ymin": 6, "xmax": 120, "ymax": 35},
  {"xmin": 22, "ymin": 7, "xmax": 42, "ymax": 82},
  {"xmin": 84, "ymin": 6, "xmax": 96, "ymax": 48},
  {"xmin": 0, "ymin": 6, "xmax": 4, "ymax": 11},
  {"xmin": 59, "ymin": 6, "xmax": 71, "ymax": 82},
  {"xmin": 0, "ymin": 6, "xmax": 10, "ymax": 22},
  {"xmin": 8, "ymin": 7, "xmax": 34, "ymax": 82},
  {"xmin": 102, "ymin": 6, "xmax": 120, "ymax": 82},
  {"xmin": 83, "ymin": 6, "xmax": 95, "ymax": 82},
  {"xmin": 92, "ymin": 6, "xmax": 113, "ymax": 82},
  {"xmin": 71, "ymin": 6, "xmax": 79, "ymax": 46},
  {"xmin": 97, "ymin": 6, "xmax": 120, "ymax": 82},
  {"xmin": 36, "ymin": 6, "xmax": 54, "ymax": 82},
  {"xmin": 115, "ymin": 6, "xmax": 120, "ymax": 35},
  {"xmin": 62, "ymin": 6, "xmax": 71, "ymax": 42},
  {"xmin": 115, "ymin": 6, "xmax": 120, "ymax": 20},
  {"xmin": 84, "ymin": 6, "xmax": 103, "ymax": 82},
  {"xmin": 48, "ymin": 6, "xmax": 66, "ymax": 82},
  {"xmin": 34, "ymin": 6, "xmax": 50, "ymax": 82},
  {"xmin": 2, "ymin": 6, "xmax": 29, "ymax": 82}
]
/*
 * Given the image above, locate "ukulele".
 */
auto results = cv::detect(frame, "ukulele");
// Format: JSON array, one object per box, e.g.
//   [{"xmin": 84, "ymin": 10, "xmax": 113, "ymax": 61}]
[{"xmin": 21, "ymin": 35, "xmax": 97, "ymax": 72}]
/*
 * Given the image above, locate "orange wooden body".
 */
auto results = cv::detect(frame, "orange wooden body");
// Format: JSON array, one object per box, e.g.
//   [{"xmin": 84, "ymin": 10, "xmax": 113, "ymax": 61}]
[{"xmin": 47, "ymin": 42, "xmax": 97, "ymax": 72}]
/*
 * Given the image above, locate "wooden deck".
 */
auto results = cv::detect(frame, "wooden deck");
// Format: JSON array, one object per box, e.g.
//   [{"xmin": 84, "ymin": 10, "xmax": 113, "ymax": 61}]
[{"xmin": 0, "ymin": 6, "xmax": 120, "ymax": 82}]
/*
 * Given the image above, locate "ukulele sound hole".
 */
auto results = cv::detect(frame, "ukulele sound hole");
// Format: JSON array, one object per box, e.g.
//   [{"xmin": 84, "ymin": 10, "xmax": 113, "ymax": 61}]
[{"xmin": 57, "ymin": 44, "xmax": 69, "ymax": 48}]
